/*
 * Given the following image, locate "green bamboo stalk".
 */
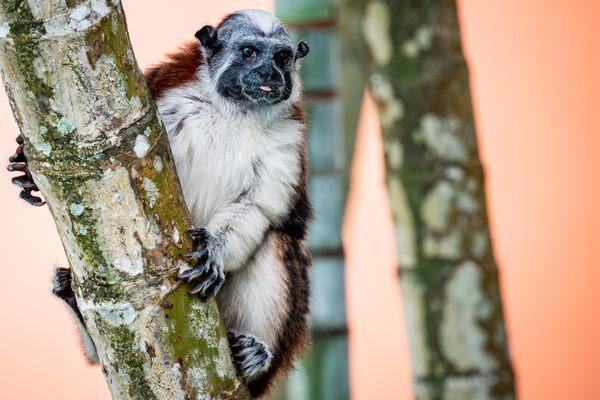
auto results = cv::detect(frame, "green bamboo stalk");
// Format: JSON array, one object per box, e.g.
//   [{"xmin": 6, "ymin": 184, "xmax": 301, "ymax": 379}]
[
  {"xmin": 0, "ymin": 1, "xmax": 249, "ymax": 398},
  {"xmin": 360, "ymin": 0, "xmax": 516, "ymax": 398},
  {"xmin": 274, "ymin": 0, "xmax": 368, "ymax": 399}
]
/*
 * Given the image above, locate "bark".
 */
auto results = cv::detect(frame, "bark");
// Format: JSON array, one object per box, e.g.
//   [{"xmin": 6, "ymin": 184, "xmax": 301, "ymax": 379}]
[
  {"xmin": 360, "ymin": 0, "xmax": 516, "ymax": 398},
  {"xmin": 0, "ymin": 1, "xmax": 249, "ymax": 399},
  {"xmin": 273, "ymin": 0, "xmax": 368, "ymax": 398}
]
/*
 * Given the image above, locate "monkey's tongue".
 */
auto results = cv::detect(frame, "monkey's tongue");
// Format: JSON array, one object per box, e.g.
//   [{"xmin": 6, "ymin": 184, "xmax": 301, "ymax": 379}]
[{"xmin": 259, "ymin": 85, "xmax": 273, "ymax": 92}]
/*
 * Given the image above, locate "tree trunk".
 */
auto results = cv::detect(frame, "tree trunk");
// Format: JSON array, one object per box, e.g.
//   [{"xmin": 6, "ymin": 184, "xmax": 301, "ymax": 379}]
[
  {"xmin": 361, "ymin": 0, "xmax": 516, "ymax": 398},
  {"xmin": 273, "ymin": 0, "xmax": 367, "ymax": 398},
  {"xmin": 0, "ymin": 1, "xmax": 248, "ymax": 399}
]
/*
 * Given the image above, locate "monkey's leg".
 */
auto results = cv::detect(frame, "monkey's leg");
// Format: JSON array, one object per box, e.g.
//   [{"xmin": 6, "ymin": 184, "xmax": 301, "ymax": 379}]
[
  {"xmin": 216, "ymin": 233, "xmax": 290, "ymax": 381},
  {"xmin": 52, "ymin": 268, "xmax": 99, "ymax": 364},
  {"xmin": 7, "ymin": 134, "xmax": 45, "ymax": 206}
]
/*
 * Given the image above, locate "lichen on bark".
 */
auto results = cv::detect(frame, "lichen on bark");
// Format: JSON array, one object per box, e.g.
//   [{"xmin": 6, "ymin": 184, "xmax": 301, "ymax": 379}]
[{"xmin": 0, "ymin": 1, "xmax": 249, "ymax": 398}]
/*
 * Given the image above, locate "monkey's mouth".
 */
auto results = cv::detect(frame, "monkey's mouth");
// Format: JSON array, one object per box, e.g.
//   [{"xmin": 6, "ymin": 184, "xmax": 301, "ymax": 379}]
[{"xmin": 242, "ymin": 83, "xmax": 287, "ymax": 104}]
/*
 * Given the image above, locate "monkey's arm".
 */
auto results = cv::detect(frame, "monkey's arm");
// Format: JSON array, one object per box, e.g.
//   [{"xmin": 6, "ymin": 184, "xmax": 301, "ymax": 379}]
[
  {"xmin": 178, "ymin": 147, "xmax": 300, "ymax": 299},
  {"xmin": 207, "ymin": 151, "xmax": 300, "ymax": 272}
]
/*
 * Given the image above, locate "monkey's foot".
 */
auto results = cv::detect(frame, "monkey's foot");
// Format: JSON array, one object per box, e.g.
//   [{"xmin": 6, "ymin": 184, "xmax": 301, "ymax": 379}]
[
  {"xmin": 227, "ymin": 332, "xmax": 273, "ymax": 379},
  {"xmin": 52, "ymin": 267, "xmax": 82, "ymax": 318},
  {"xmin": 52, "ymin": 267, "xmax": 74, "ymax": 300},
  {"xmin": 177, "ymin": 229, "xmax": 225, "ymax": 300},
  {"xmin": 8, "ymin": 134, "xmax": 45, "ymax": 206}
]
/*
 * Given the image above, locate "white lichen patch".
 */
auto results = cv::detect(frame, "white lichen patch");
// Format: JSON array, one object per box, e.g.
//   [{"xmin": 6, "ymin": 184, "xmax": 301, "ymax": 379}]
[
  {"xmin": 215, "ymin": 336, "xmax": 237, "ymax": 379},
  {"xmin": 188, "ymin": 367, "xmax": 210, "ymax": 400},
  {"xmin": 134, "ymin": 134, "xmax": 151, "ymax": 158},
  {"xmin": 79, "ymin": 300, "xmax": 137, "ymax": 327},
  {"xmin": 36, "ymin": 141, "xmax": 52, "ymax": 156},
  {"xmin": 135, "ymin": 307, "xmax": 188, "ymax": 400},
  {"xmin": 399, "ymin": 276, "xmax": 429, "ymax": 376},
  {"xmin": 440, "ymin": 261, "xmax": 497, "ymax": 371},
  {"xmin": 153, "ymin": 156, "xmax": 163, "ymax": 172},
  {"xmin": 78, "ymin": 224, "xmax": 89, "ymax": 235},
  {"xmin": 91, "ymin": 0, "xmax": 112, "ymax": 17},
  {"xmin": 58, "ymin": 117, "xmax": 76, "ymax": 135},
  {"xmin": 0, "ymin": 23, "xmax": 9, "ymax": 38},
  {"xmin": 456, "ymin": 191, "xmax": 479, "ymax": 214},
  {"xmin": 144, "ymin": 126, "xmax": 152, "ymax": 137},
  {"xmin": 385, "ymin": 140, "xmax": 404, "ymax": 170},
  {"xmin": 70, "ymin": 4, "xmax": 91, "ymax": 21},
  {"xmin": 172, "ymin": 226, "xmax": 181, "ymax": 244},
  {"xmin": 370, "ymin": 74, "xmax": 404, "ymax": 130},
  {"xmin": 129, "ymin": 96, "xmax": 142, "ymax": 112},
  {"xmin": 415, "ymin": 114, "xmax": 468, "ymax": 162},
  {"xmin": 388, "ymin": 179, "xmax": 417, "ymax": 268},
  {"xmin": 32, "ymin": 57, "xmax": 46, "ymax": 80},
  {"xmin": 421, "ymin": 180, "xmax": 455, "ymax": 232},
  {"xmin": 423, "ymin": 231, "xmax": 462, "ymax": 260},
  {"xmin": 70, "ymin": 203, "xmax": 85, "ymax": 216},
  {"xmin": 85, "ymin": 167, "xmax": 162, "ymax": 276},
  {"xmin": 445, "ymin": 166, "xmax": 465, "ymax": 181},
  {"xmin": 363, "ymin": 2, "xmax": 393, "ymax": 66},
  {"xmin": 402, "ymin": 25, "xmax": 434, "ymax": 59},
  {"xmin": 142, "ymin": 177, "xmax": 159, "ymax": 208},
  {"xmin": 189, "ymin": 302, "xmax": 221, "ymax": 349},
  {"xmin": 443, "ymin": 376, "xmax": 494, "ymax": 400}
]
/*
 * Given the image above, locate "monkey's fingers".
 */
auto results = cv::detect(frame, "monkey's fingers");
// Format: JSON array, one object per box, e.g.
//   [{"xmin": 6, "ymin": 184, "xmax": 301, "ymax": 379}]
[
  {"xmin": 20, "ymin": 189, "xmax": 46, "ymax": 207},
  {"xmin": 9, "ymin": 144, "xmax": 26, "ymax": 163},
  {"xmin": 178, "ymin": 263, "xmax": 208, "ymax": 281},
  {"xmin": 12, "ymin": 175, "xmax": 38, "ymax": 190},
  {"xmin": 189, "ymin": 263, "xmax": 224, "ymax": 300},
  {"xmin": 7, "ymin": 162, "xmax": 28, "ymax": 173}
]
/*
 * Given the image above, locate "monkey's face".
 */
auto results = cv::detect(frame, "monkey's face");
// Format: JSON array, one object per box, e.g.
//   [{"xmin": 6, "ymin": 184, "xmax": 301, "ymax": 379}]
[
  {"xmin": 196, "ymin": 10, "xmax": 309, "ymax": 108},
  {"xmin": 217, "ymin": 41, "xmax": 296, "ymax": 106}
]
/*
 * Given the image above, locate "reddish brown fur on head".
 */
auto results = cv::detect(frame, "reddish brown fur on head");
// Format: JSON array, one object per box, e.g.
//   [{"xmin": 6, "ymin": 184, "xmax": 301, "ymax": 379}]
[{"xmin": 144, "ymin": 41, "xmax": 203, "ymax": 100}]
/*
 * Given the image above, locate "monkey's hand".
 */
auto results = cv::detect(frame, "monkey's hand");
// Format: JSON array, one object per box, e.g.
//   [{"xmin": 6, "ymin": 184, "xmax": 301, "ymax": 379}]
[
  {"xmin": 177, "ymin": 228, "xmax": 225, "ymax": 300},
  {"xmin": 7, "ymin": 134, "xmax": 45, "ymax": 207}
]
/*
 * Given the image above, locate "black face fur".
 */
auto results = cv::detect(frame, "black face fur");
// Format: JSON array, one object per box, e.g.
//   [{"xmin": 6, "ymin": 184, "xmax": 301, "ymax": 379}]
[{"xmin": 196, "ymin": 11, "xmax": 309, "ymax": 107}]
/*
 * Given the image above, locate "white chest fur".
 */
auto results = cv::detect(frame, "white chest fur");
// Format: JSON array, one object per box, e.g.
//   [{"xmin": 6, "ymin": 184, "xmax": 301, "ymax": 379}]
[{"xmin": 157, "ymin": 82, "xmax": 303, "ymax": 229}]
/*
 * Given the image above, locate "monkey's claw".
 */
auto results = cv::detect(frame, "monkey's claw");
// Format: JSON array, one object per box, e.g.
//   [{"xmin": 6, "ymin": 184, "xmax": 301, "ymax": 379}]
[
  {"xmin": 178, "ymin": 228, "xmax": 224, "ymax": 300},
  {"xmin": 178, "ymin": 260, "xmax": 224, "ymax": 300},
  {"xmin": 8, "ymin": 134, "xmax": 45, "ymax": 207},
  {"xmin": 227, "ymin": 332, "xmax": 272, "ymax": 378}
]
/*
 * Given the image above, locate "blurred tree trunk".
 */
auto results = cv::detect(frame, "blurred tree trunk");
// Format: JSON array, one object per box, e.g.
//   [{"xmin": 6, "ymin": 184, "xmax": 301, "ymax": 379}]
[
  {"xmin": 274, "ymin": 0, "xmax": 367, "ymax": 398},
  {"xmin": 0, "ymin": 1, "xmax": 248, "ymax": 399},
  {"xmin": 359, "ymin": 0, "xmax": 516, "ymax": 398}
]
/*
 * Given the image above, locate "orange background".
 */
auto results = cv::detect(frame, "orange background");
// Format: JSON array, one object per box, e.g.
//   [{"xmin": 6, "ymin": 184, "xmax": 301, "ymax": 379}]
[{"xmin": 0, "ymin": 1, "xmax": 598, "ymax": 399}]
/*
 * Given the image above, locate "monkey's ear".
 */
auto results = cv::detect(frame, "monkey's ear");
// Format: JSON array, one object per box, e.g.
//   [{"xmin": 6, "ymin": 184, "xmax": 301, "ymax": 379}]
[
  {"xmin": 195, "ymin": 25, "xmax": 219, "ymax": 50},
  {"xmin": 295, "ymin": 40, "xmax": 310, "ymax": 59}
]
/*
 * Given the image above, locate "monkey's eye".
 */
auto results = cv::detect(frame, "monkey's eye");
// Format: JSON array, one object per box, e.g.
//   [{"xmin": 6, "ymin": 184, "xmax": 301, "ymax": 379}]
[
  {"xmin": 241, "ymin": 46, "xmax": 256, "ymax": 59},
  {"xmin": 274, "ymin": 50, "xmax": 293, "ymax": 66}
]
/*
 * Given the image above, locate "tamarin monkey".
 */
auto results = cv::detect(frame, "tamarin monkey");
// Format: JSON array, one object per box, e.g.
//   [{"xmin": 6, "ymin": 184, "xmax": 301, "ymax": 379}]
[{"xmin": 8, "ymin": 9, "xmax": 312, "ymax": 398}]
